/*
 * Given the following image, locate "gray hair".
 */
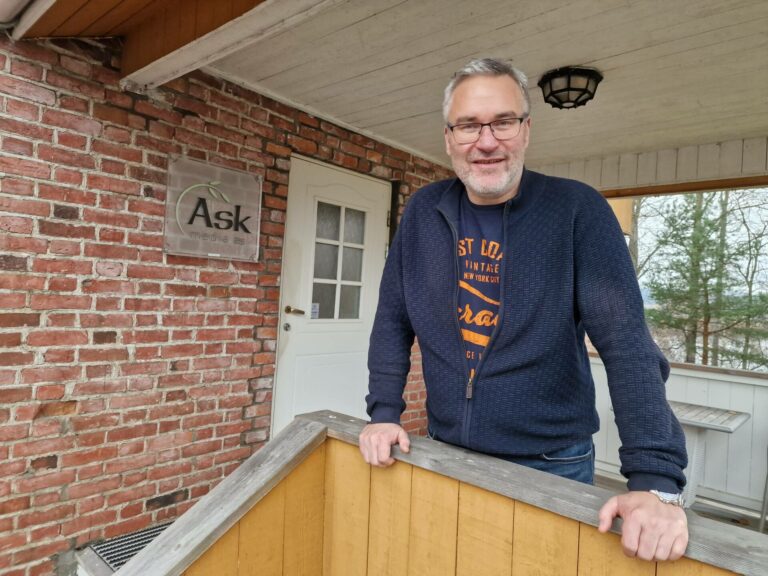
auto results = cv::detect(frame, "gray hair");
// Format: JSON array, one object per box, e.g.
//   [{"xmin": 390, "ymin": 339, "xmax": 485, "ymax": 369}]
[{"xmin": 443, "ymin": 58, "xmax": 530, "ymax": 121}]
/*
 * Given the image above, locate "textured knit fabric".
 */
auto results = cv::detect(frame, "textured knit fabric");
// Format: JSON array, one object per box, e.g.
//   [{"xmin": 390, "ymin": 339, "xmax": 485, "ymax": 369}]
[
  {"xmin": 366, "ymin": 169, "xmax": 688, "ymax": 492},
  {"xmin": 457, "ymin": 195, "xmax": 504, "ymax": 378}
]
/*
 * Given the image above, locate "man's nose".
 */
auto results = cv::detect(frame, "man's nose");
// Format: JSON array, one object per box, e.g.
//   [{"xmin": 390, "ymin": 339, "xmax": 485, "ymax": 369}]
[{"xmin": 474, "ymin": 124, "xmax": 500, "ymax": 150}]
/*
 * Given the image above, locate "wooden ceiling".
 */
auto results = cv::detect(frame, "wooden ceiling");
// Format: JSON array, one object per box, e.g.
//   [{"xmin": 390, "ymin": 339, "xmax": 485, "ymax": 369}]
[{"xmin": 15, "ymin": 0, "xmax": 768, "ymax": 169}]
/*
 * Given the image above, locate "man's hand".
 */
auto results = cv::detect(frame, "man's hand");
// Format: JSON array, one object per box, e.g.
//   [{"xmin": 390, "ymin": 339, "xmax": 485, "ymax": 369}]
[
  {"xmin": 359, "ymin": 423, "xmax": 410, "ymax": 467},
  {"xmin": 598, "ymin": 491, "xmax": 688, "ymax": 561}
]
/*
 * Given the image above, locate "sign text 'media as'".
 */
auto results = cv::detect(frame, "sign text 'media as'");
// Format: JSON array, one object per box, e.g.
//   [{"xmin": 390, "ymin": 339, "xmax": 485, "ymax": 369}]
[{"xmin": 164, "ymin": 157, "xmax": 262, "ymax": 261}]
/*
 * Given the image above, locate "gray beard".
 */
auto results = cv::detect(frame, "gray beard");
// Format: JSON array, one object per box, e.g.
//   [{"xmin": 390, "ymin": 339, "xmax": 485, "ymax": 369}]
[{"xmin": 455, "ymin": 161, "xmax": 522, "ymax": 200}]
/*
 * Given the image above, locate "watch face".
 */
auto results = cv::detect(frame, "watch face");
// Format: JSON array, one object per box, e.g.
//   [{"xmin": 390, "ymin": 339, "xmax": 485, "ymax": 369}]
[{"xmin": 651, "ymin": 490, "xmax": 683, "ymax": 506}]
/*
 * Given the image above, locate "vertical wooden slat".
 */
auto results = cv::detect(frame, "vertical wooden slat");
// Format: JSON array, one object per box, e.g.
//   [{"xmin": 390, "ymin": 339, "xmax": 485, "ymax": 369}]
[
  {"xmin": 183, "ymin": 522, "xmax": 239, "ymax": 576},
  {"xmin": 238, "ymin": 482, "xmax": 285, "ymax": 576},
  {"xmin": 456, "ymin": 482, "xmax": 514, "ymax": 576},
  {"xmin": 512, "ymin": 501, "xmax": 578, "ymax": 576},
  {"xmin": 368, "ymin": 462, "xmax": 413, "ymax": 576},
  {"xmin": 323, "ymin": 439, "xmax": 371, "ymax": 576},
  {"xmin": 408, "ymin": 467, "xmax": 459, "ymax": 576},
  {"xmin": 284, "ymin": 443, "xmax": 326, "ymax": 576},
  {"xmin": 657, "ymin": 557, "xmax": 739, "ymax": 576},
  {"xmin": 577, "ymin": 524, "xmax": 654, "ymax": 576}
]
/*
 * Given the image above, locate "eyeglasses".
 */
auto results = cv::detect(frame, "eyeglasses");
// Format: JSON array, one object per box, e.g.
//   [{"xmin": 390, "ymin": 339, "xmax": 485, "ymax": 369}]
[{"xmin": 447, "ymin": 116, "xmax": 528, "ymax": 144}]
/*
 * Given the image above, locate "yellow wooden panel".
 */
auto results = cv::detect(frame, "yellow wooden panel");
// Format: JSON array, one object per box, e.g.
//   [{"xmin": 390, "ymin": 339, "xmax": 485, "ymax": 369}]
[
  {"xmin": 577, "ymin": 524, "xmax": 655, "ymax": 576},
  {"xmin": 323, "ymin": 438, "xmax": 371, "ymax": 576},
  {"xmin": 512, "ymin": 501, "xmax": 579, "ymax": 576},
  {"xmin": 408, "ymin": 467, "xmax": 460, "ymax": 576},
  {"xmin": 368, "ymin": 461, "xmax": 413, "ymax": 576},
  {"xmin": 456, "ymin": 483, "xmax": 514, "ymax": 576},
  {"xmin": 284, "ymin": 443, "xmax": 325, "ymax": 576},
  {"xmin": 657, "ymin": 557, "xmax": 738, "ymax": 576},
  {"xmin": 238, "ymin": 481, "xmax": 285, "ymax": 576},
  {"xmin": 184, "ymin": 522, "xmax": 239, "ymax": 576}
]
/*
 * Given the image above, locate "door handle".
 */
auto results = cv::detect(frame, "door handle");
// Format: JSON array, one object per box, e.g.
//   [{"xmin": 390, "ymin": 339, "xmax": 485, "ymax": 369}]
[{"xmin": 284, "ymin": 305, "xmax": 306, "ymax": 316}]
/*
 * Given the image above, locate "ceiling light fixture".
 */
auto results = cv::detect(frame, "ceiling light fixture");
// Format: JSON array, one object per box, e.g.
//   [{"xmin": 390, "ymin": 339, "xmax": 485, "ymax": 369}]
[{"xmin": 538, "ymin": 66, "xmax": 603, "ymax": 109}]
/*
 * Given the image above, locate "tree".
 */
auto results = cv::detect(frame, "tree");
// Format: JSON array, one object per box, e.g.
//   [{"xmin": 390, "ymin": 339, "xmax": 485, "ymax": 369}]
[{"xmin": 640, "ymin": 189, "xmax": 768, "ymax": 371}]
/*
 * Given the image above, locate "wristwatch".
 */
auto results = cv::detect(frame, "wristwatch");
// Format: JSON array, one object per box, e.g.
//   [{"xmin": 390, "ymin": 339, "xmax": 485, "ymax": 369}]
[{"xmin": 649, "ymin": 489, "xmax": 684, "ymax": 507}]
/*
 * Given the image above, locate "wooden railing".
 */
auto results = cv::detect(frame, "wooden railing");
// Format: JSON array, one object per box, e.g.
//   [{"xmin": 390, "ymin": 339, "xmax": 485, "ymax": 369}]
[{"xmin": 116, "ymin": 411, "xmax": 768, "ymax": 576}]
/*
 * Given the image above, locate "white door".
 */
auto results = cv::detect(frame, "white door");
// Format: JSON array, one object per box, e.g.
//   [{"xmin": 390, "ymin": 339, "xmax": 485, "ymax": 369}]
[{"xmin": 272, "ymin": 156, "xmax": 391, "ymax": 434}]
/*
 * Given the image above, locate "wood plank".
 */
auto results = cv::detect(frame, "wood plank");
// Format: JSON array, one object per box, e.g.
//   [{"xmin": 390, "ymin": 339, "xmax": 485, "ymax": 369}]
[
  {"xmin": 601, "ymin": 175, "xmax": 768, "ymax": 199},
  {"xmin": 657, "ymin": 557, "xmax": 738, "ymax": 576},
  {"xmin": 408, "ymin": 467, "xmax": 459, "ymax": 576},
  {"xmin": 512, "ymin": 501, "xmax": 578, "ymax": 576},
  {"xmin": 742, "ymin": 137, "xmax": 767, "ymax": 174},
  {"xmin": 456, "ymin": 482, "xmax": 514, "ymax": 576},
  {"xmin": 238, "ymin": 481, "xmax": 285, "ymax": 576},
  {"xmin": 323, "ymin": 438, "xmax": 370, "ymax": 576},
  {"xmin": 53, "ymin": 0, "xmax": 122, "ymax": 36},
  {"xmin": 368, "ymin": 461, "xmax": 412, "ymax": 576},
  {"xmin": 119, "ymin": 418, "xmax": 326, "ymax": 576},
  {"xmin": 284, "ymin": 442, "xmax": 326, "ymax": 576},
  {"xmin": 718, "ymin": 140, "xmax": 743, "ymax": 177},
  {"xmin": 85, "ymin": 0, "xmax": 157, "ymax": 36},
  {"xmin": 183, "ymin": 522, "xmax": 238, "ymax": 576},
  {"xmin": 577, "ymin": 524, "xmax": 654, "ymax": 576},
  {"xmin": 298, "ymin": 411, "xmax": 768, "ymax": 576},
  {"xmin": 25, "ymin": 0, "xmax": 90, "ymax": 37}
]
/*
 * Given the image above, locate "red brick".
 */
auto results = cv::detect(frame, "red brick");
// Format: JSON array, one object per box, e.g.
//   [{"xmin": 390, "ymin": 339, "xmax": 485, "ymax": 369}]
[
  {"xmin": 30, "ymin": 294, "xmax": 92, "ymax": 310},
  {"xmin": 105, "ymin": 454, "xmax": 155, "ymax": 474},
  {"xmin": 86, "ymin": 174, "xmax": 141, "ymax": 195},
  {"xmin": 41, "ymin": 109, "xmax": 101, "ymax": 136},
  {"xmin": 38, "ymin": 144, "xmax": 96, "ymax": 169},
  {"xmin": 0, "ymin": 352, "xmax": 34, "ymax": 366},
  {"xmin": 21, "ymin": 366, "xmax": 81, "ymax": 384},
  {"xmin": 0, "ymin": 75, "xmax": 54, "ymax": 105},
  {"xmin": 17, "ymin": 504, "xmax": 74, "ymax": 529},
  {"xmin": 15, "ymin": 470, "xmax": 76, "ymax": 494},
  {"xmin": 26, "ymin": 330, "xmax": 88, "ymax": 347},
  {"xmin": 60, "ymin": 446, "xmax": 117, "ymax": 468},
  {"xmin": 0, "ymin": 425, "xmax": 29, "ymax": 441},
  {"xmin": 0, "ymin": 387, "xmax": 32, "ymax": 402},
  {"xmin": 77, "ymin": 348, "xmax": 128, "ymax": 362},
  {"xmin": 106, "ymin": 423, "xmax": 158, "ymax": 442},
  {"xmin": 38, "ymin": 183, "xmax": 96, "ymax": 205},
  {"xmin": 12, "ymin": 436, "xmax": 75, "ymax": 457},
  {"xmin": 60, "ymin": 509, "xmax": 117, "ymax": 537},
  {"xmin": 38, "ymin": 220, "xmax": 95, "ymax": 240}
]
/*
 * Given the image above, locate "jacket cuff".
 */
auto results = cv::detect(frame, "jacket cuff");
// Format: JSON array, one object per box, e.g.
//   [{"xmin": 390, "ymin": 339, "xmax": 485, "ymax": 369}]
[
  {"xmin": 627, "ymin": 473, "xmax": 682, "ymax": 493},
  {"xmin": 368, "ymin": 404, "xmax": 402, "ymax": 425}
]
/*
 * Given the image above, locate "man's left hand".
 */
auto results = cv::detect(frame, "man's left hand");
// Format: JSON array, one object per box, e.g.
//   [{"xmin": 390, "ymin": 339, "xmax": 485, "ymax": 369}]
[{"xmin": 598, "ymin": 491, "xmax": 688, "ymax": 561}]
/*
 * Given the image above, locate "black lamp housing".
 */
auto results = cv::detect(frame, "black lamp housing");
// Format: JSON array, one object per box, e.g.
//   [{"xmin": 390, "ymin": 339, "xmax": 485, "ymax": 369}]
[{"xmin": 538, "ymin": 66, "xmax": 603, "ymax": 109}]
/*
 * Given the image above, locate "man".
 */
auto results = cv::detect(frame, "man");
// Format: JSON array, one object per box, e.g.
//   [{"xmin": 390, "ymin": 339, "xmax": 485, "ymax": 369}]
[{"xmin": 359, "ymin": 58, "xmax": 689, "ymax": 561}]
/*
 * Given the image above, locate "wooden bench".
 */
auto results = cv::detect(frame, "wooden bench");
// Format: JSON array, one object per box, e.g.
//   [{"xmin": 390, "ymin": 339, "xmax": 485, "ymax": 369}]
[{"xmin": 668, "ymin": 400, "xmax": 751, "ymax": 507}]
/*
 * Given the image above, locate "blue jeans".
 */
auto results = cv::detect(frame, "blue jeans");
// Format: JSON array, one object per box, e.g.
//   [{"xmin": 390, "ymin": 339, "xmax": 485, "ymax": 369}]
[
  {"xmin": 428, "ymin": 429, "xmax": 595, "ymax": 485},
  {"xmin": 497, "ymin": 440, "xmax": 595, "ymax": 485}
]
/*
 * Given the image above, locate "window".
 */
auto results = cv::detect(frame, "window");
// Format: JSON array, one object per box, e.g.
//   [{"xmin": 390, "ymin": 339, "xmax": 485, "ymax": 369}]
[
  {"xmin": 311, "ymin": 201, "xmax": 366, "ymax": 319},
  {"xmin": 630, "ymin": 187, "xmax": 768, "ymax": 373}
]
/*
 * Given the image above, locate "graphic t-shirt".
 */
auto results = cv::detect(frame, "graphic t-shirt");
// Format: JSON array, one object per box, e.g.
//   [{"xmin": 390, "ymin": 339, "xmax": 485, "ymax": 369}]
[{"xmin": 457, "ymin": 194, "xmax": 504, "ymax": 380}]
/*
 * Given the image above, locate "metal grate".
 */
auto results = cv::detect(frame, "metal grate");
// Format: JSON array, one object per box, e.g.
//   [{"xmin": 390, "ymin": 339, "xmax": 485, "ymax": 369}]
[{"xmin": 89, "ymin": 522, "xmax": 173, "ymax": 571}]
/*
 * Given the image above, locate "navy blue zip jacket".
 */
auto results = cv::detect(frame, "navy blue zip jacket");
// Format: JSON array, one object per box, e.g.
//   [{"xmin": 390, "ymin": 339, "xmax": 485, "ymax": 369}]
[{"xmin": 366, "ymin": 169, "xmax": 687, "ymax": 493}]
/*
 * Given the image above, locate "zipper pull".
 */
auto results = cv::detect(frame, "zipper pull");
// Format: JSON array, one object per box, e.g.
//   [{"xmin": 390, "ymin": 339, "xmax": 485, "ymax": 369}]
[{"xmin": 465, "ymin": 377, "xmax": 473, "ymax": 399}]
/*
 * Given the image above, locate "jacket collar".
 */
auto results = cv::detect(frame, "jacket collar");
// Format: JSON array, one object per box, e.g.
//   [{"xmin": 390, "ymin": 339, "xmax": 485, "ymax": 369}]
[{"xmin": 436, "ymin": 167, "xmax": 541, "ymax": 225}]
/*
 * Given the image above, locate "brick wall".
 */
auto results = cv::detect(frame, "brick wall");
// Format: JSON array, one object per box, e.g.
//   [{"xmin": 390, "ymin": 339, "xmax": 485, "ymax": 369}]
[{"xmin": 0, "ymin": 34, "xmax": 448, "ymax": 575}]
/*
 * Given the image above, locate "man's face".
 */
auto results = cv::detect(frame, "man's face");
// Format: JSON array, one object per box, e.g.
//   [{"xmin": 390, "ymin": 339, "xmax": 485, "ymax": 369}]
[{"xmin": 444, "ymin": 75, "xmax": 531, "ymax": 205}]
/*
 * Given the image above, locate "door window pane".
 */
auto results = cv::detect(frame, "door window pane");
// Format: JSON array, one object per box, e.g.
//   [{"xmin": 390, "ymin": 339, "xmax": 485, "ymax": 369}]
[
  {"xmin": 344, "ymin": 208, "xmax": 366, "ymax": 244},
  {"xmin": 316, "ymin": 202, "xmax": 340, "ymax": 240},
  {"xmin": 312, "ymin": 283, "xmax": 336, "ymax": 319},
  {"xmin": 314, "ymin": 243, "xmax": 338, "ymax": 280},
  {"xmin": 339, "ymin": 285, "xmax": 361, "ymax": 319},
  {"xmin": 341, "ymin": 247, "xmax": 363, "ymax": 281}
]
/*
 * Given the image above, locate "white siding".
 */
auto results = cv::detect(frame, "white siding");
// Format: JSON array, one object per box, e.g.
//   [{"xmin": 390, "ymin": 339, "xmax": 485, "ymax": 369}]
[
  {"xmin": 592, "ymin": 357, "xmax": 768, "ymax": 511},
  {"xmin": 531, "ymin": 137, "xmax": 768, "ymax": 189}
]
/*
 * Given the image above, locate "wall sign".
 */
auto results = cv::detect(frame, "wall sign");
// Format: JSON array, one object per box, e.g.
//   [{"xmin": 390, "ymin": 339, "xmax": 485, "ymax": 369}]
[{"xmin": 164, "ymin": 157, "xmax": 262, "ymax": 261}]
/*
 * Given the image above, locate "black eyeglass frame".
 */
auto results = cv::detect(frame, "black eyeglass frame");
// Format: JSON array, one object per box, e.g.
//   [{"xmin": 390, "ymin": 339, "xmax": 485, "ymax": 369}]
[{"xmin": 446, "ymin": 115, "xmax": 529, "ymax": 143}]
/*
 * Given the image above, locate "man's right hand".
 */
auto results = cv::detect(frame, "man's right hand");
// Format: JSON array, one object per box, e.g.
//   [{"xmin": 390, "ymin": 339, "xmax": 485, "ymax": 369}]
[{"xmin": 359, "ymin": 423, "xmax": 411, "ymax": 467}]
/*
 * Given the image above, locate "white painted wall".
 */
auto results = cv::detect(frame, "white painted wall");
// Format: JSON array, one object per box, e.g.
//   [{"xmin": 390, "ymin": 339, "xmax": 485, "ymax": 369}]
[
  {"xmin": 529, "ymin": 137, "xmax": 768, "ymax": 189},
  {"xmin": 592, "ymin": 357, "xmax": 768, "ymax": 511}
]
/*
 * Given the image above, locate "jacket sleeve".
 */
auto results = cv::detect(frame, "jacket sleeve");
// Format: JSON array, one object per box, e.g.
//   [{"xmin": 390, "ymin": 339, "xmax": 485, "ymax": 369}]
[
  {"xmin": 365, "ymin": 206, "xmax": 416, "ymax": 424},
  {"xmin": 573, "ymin": 189, "xmax": 687, "ymax": 493}
]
